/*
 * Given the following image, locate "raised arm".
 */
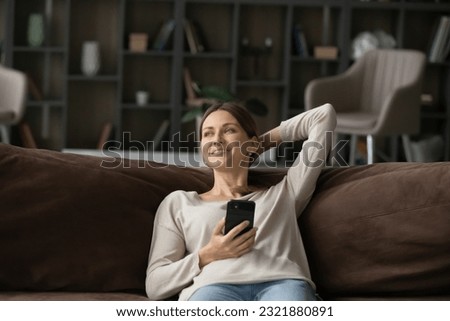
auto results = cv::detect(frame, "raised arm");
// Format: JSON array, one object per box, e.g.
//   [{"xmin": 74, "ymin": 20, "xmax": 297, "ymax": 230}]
[
  {"xmin": 258, "ymin": 126, "xmax": 282, "ymax": 154},
  {"xmin": 260, "ymin": 104, "xmax": 336, "ymax": 215}
]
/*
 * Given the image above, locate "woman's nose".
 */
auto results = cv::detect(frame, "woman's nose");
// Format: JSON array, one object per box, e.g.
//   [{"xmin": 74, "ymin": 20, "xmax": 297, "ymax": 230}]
[{"xmin": 212, "ymin": 132, "xmax": 224, "ymax": 143}]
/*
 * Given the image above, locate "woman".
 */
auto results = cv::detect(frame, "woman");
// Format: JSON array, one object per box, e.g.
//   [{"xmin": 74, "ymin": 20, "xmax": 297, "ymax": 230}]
[{"xmin": 146, "ymin": 102, "xmax": 336, "ymax": 301}]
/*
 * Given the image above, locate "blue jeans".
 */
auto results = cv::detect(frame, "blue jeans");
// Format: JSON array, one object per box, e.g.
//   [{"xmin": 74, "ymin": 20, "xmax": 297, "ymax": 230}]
[{"xmin": 188, "ymin": 279, "xmax": 317, "ymax": 301}]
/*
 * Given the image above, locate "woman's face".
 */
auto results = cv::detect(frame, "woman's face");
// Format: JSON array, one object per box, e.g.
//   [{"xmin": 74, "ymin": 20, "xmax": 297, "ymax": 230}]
[{"xmin": 201, "ymin": 110, "xmax": 256, "ymax": 169}]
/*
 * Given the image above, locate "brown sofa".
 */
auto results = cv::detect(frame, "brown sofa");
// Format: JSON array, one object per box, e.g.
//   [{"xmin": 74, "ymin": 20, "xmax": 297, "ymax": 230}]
[{"xmin": 0, "ymin": 143, "xmax": 449, "ymax": 300}]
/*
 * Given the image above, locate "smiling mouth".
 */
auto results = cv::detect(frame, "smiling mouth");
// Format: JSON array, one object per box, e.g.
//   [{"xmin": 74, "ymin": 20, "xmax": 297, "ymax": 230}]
[{"xmin": 208, "ymin": 149, "xmax": 225, "ymax": 156}]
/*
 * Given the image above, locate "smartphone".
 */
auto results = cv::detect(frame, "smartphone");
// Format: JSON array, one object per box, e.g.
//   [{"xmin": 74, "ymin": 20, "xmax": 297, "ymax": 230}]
[{"xmin": 224, "ymin": 200, "xmax": 255, "ymax": 237}]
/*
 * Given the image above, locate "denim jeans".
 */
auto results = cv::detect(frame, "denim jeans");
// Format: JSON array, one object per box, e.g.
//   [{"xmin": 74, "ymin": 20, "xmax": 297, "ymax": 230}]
[{"xmin": 188, "ymin": 279, "xmax": 317, "ymax": 301}]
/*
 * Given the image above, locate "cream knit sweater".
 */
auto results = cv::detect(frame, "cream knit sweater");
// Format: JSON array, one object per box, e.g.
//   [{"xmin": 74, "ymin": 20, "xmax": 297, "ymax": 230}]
[{"xmin": 146, "ymin": 104, "xmax": 336, "ymax": 300}]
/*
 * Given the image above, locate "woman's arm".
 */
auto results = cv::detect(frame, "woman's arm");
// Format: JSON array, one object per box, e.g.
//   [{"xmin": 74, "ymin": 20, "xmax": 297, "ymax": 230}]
[
  {"xmin": 145, "ymin": 196, "xmax": 202, "ymax": 300},
  {"xmin": 258, "ymin": 104, "xmax": 336, "ymax": 158},
  {"xmin": 146, "ymin": 227, "xmax": 199, "ymax": 300},
  {"xmin": 261, "ymin": 104, "xmax": 336, "ymax": 215},
  {"xmin": 258, "ymin": 126, "xmax": 282, "ymax": 155}
]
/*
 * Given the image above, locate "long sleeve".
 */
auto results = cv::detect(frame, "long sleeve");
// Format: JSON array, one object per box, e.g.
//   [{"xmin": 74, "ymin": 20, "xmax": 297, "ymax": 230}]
[
  {"xmin": 279, "ymin": 103, "xmax": 336, "ymax": 215},
  {"xmin": 145, "ymin": 195, "xmax": 201, "ymax": 300}
]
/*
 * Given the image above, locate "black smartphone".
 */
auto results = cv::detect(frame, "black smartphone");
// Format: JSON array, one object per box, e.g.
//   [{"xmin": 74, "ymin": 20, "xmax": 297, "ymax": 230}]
[{"xmin": 224, "ymin": 200, "xmax": 255, "ymax": 237}]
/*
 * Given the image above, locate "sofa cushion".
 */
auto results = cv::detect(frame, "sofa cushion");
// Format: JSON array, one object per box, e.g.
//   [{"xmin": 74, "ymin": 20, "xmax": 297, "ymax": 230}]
[
  {"xmin": 300, "ymin": 162, "xmax": 450, "ymax": 299},
  {"xmin": 0, "ymin": 144, "xmax": 213, "ymax": 293}
]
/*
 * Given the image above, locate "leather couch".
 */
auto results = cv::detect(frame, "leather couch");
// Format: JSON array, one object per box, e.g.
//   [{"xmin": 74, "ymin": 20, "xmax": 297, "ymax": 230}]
[{"xmin": 1, "ymin": 143, "xmax": 449, "ymax": 300}]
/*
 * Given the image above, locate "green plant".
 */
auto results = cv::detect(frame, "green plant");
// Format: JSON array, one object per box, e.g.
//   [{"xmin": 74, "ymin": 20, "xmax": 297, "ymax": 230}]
[{"xmin": 182, "ymin": 83, "xmax": 268, "ymax": 123}]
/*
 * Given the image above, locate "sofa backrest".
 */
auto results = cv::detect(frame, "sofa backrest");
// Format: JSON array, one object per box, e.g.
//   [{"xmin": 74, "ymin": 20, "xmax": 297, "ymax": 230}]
[
  {"xmin": 300, "ymin": 162, "xmax": 450, "ymax": 299},
  {"xmin": 1, "ymin": 143, "xmax": 449, "ymax": 299},
  {"xmin": 0, "ymin": 144, "xmax": 217, "ymax": 293}
]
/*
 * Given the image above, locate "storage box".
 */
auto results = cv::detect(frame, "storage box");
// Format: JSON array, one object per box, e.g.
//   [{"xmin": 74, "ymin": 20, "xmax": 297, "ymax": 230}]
[
  {"xmin": 314, "ymin": 46, "xmax": 338, "ymax": 60},
  {"xmin": 129, "ymin": 33, "xmax": 148, "ymax": 52}
]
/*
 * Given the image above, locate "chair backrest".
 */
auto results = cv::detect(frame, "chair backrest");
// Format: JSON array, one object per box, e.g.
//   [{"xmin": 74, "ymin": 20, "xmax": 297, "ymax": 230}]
[
  {"xmin": 0, "ymin": 65, "xmax": 27, "ymax": 125},
  {"xmin": 357, "ymin": 49, "xmax": 425, "ymax": 114}
]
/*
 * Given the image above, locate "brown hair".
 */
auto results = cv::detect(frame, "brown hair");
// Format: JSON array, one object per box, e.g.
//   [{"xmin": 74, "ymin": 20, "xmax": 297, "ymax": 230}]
[{"xmin": 198, "ymin": 101, "xmax": 259, "ymax": 141}]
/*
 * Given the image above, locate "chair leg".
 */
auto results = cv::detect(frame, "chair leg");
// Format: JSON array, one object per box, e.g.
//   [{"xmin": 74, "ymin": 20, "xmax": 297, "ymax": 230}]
[
  {"xmin": 390, "ymin": 136, "xmax": 399, "ymax": 162},
  {"xmin": 402, "ymin": 135, "xmax": 414, "ymax": 162},
  {"xmin": 349, "ymin": 134, "xmax": 357, "ymax": 166},
  {"xmin": 367, "ymin": 135, "xmax": 374, "ymax": 164},
  {"xmin": 0, "ymin": 125, "xmax": 10, "ymax": 144}
]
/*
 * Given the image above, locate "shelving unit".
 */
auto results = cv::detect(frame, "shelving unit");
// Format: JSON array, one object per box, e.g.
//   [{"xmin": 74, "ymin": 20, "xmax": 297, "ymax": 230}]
[
  {"xmin": 1, "ymin": 0, "xmax": 449, "ymax": 160},
  {"xmin": 7, "ymin": 0, "xmax": 68, "ymax": 150},
  {"xmin": 66, "ymin": 0, "xmax": 120, "ymax": 149},
  {"xmin": 289, "ymin": 2, "xmax": 346, "ymax": 118},
  {"xmin": 401, "ymin": 3, "xmax": 450, "ymax": 160},
  {"xmin": 0, "ymin": 0, "xmax": 7, "ymax": 64},
  {"xmin": 120, "ymin": 0, "xmax": 178, "ymax": 150}
]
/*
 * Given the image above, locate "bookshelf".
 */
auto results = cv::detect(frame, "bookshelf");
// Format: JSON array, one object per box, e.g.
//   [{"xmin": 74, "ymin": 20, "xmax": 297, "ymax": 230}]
[
  {"xmin": 0, "ymin": 0, "xmax": 6, "ymax": 64},
  {"xmin": 2, "ymin": 0, "xmax": 449, "ymax": 160},
  {"xmin": 8, "ymin": 0, "xmax": 68, "ymax": 150},
  {"xmin": 401, "ymin": 2, "xmax": 450, "ymax": 160},
  {"xmin": 289, "ymin": 3, "xmax": 346, "ymax": 117},
  {"xmin": 121, "ymin": 0, "xmax": 179, "ymax": 151}
]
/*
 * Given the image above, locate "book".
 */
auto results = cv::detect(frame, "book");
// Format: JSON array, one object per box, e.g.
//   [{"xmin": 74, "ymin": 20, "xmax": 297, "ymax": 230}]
[
  {"xmin": 152, "ymin": 19, "xmax": 175, "ymax": 51},
  {"xmin": 26, "ymin": 74, "xmax": 44, "ymax": 101},
  {"xmin": 183, "ymin": 67, "xmax": 197, "ymax": 101},
  {"xmin": 299, "ymin": 30, "xmax": 310, "ymax": 57},
  {"xmin": 152, "ymin": 119, "xmax": 170, "ymax": 150},
  {"xmin": 190, "ymin": 20, "xmax": 207, "ymax": 53},
  {"xmin": 184, "ymin": 19, "xmax": 206, "ymax": 54},
  {"xmin": 184, "ymin": 19, "xmax": 198, "ymax": 54},
  {"xmin": 438, "ymin": 16, "xmax": 450, "ymax": 62},
  {"xmin": 292, "ymin": 24, "xmax": 309, "ymax": 57},
  {"xmin": 97, "ymin": 122, "xmax": 113, "ymax": 150},
  {"xmin": 441, "ymin": 17, "xmax": 450, "ymax": 62},
  {"xmin": 18, "ymin": 121, "xmax": 38, "ymax": 149},
  {"xmin": 429, "ymin": 16, "xmax": 450, "ymax": 63},
  {"xmin": 292, "ymin": 24, "xmax": 303, "ymax": 55}
]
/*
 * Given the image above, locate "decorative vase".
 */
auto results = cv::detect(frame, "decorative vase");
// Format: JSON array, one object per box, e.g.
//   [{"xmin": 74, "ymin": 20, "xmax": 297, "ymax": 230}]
[
  {"xmin": 81, "ymin": 41, "xmax": 101, "ymax": 76},
  {"xmin": 27, "ymin": 14, "xmax": 44, "ymax": 47},
  {"xmin": 135, "ymin": 91, "xmax": 150, "ymax": 106}
]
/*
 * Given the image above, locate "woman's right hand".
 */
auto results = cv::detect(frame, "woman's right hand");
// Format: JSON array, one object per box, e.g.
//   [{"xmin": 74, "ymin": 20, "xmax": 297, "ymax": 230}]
[{"xmin": 198, "ymin": 217, "xmax": 257, "ymax": 268}]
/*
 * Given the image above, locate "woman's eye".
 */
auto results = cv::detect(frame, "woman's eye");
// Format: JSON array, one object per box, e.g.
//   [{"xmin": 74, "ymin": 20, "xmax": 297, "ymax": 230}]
[
  {"xmin": 225, "ymin": 127, "xmax": 235, "ymax": 133},
  {"xmin": 203, "ymin": 131, "xmax": 213, "ymax": 137}
]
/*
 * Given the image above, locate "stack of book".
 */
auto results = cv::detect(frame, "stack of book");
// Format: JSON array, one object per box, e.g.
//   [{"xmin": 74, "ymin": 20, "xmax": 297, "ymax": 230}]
[
  {"xmin": 429, "ymin": 16, "xmax": 450, "ymax": 63},
  {"xmin": 129, "ymin": 33, "xmax": 148, "ymax": 52}
]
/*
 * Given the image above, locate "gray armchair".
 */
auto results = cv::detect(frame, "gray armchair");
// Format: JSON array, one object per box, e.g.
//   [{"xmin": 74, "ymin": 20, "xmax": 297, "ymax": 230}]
[
  {"xmin": 305, "ymin": 49, "xmax": 426, "ymax": 164},
  {"xmin": 0, "ymin": 65, "xmax": 27, "ymax": 144}
]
